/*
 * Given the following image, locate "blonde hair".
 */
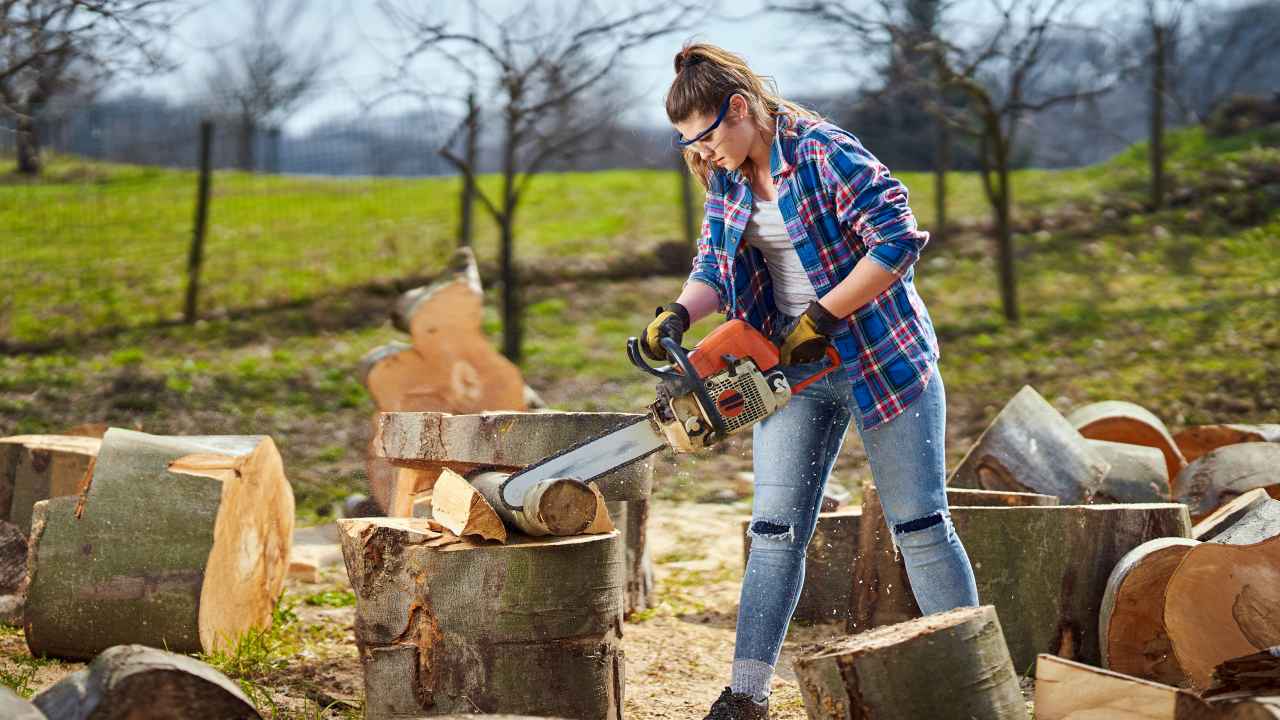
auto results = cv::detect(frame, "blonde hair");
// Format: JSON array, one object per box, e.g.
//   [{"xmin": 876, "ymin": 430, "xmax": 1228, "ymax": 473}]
[{"xmin": 665, "ymin": 42, "xmax": 821, "ymax": 188}]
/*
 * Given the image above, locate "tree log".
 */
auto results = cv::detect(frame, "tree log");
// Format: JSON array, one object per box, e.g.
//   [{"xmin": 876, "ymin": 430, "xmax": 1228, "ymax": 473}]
[
  {"xmin": 606, "ymin": 500, "xmax": 654, "ymax": 619},
  {"xmin": 794, "ymin": 605, "xmax": 1027, "ymax": 720},
  {"xmin": 1088, "ymin": 439, "xmax": 1173, "ymax": 502},
  {"xmin": 743, "ymin": 509, "xmax": 861, "ymax": 624},
  {"xmin": 467, "ymin": 471, "xmax": 597, "ymax": 537},
  {"xmin": 1099, "ymin": 537, "xmax": 1200, "ymax": 685},
  {"xmin": 0, "ymin": 435, "xmax": 100, "ymax": 534},
  {"xmin": 1068, "ymin": 400, "xmax": 1186, "ymax": 486},
  {"xmin": 1174, "ymin": 424, "xmax": 1280, "ymax": 465},
  {"xmin": 431, "ymin": 469, "xmax": 508, "ymax": 542},
  {"xmin": 1194, "ymin": 488, "xmax": 1274, "ymax": 541},
  {"xmin": 849, "ymin": 485, "xmax": 1059, "ymax": 634},
  {"xmin": 1173, "ymin": 443, "xmax": 1280, "ymax": 522},
  {"xmin": 24, "ymin": 430, "xmax": 294, "ymax": 659},
  {"xmin": 339, "ymin": 518, "xmax": 624, "ymax": 720},
  {"xmin": 1034, "ymin": 653, "xmax": 1216, "ymax": 720},
  {"xmin": 949, "ymin": 385, "xmax": 1109, "ymax": 503},
  {"xmin": 374, "ymin": 411, "xmax": 654, "ymax": 502},
  {"xmin": 851, "ymin": 486, "xmax": 1190, "ymax": 671},
  {"xmin": 1165, "ymin": 500, "xmax": 1280, "ymax": 689},
  {"xmin": 31, "ymin": 644, "xmax": 260, "ymax": 719}
]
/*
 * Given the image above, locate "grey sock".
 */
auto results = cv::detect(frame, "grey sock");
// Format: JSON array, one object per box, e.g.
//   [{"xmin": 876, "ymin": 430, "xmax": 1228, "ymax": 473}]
[{"xmin": 730, "ymin": 659, "xmax": 773, "ymax": 703}]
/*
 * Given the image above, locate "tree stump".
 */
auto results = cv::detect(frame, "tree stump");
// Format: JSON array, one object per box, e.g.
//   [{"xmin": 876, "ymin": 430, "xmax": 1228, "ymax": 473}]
[
  {"xmin": 1173, "ymin": 443, "xmax": 1280, "ymax": 522},
  {"xmin": 1068, "ymin": 400, "xmax": 1186, "ymax": 486},
  {"xmin": 1165, "ymin": 501, "xmax": 1280, "ymax": 689},
  {"xmin": 852, "ymin": 487, "xmax": 1190, "ymax": 672},
  {"xmin": 339, "ymin": 518, "xmax": 624, "ymax": 720},
  {"xmin": 1088, "ymin": 439, "xmax": 1172, "ymax": 502},
  {"xmin": 1173, "ymin": 424, "xmax": 1280, "ymax": 464},
  {"xmin": 0, "ymin": 435, "xmax": 100, "ymax": 534},
  {"xmin": 607, "ymin": 499, "xmax": 654, "ymax": 618},
  {"xmin": 949, "ymin": 385, "xmax": 1109, "ymax": 503},
  {"xmin": 1194, "ymin": 488, "xmax": 1274, "ymax": 541},
  {"xmin": 742, "ymin": 509, "xmax": 861, "ymax": 624},
  {"xmin": 24, "ymin": 429, "xmax": 294, "ymax": 659},
  {"xmin": 794, "ymin": 605, "xmax": 1027, "ymax": 720},
  {"xmin": 1099, "ymin": 537, "xmax": 1200, "ymax": 685},
  {"xmin": 1033, "ymin": 653, "xmax": 1215, "ymax": 720},
  {"xmin": 849, "ymin": 485, "xmax": 1059, "ymax": 634},
  {"xmin": 31, "ymin": 644, "xmax": 260, "ymax": 719}
]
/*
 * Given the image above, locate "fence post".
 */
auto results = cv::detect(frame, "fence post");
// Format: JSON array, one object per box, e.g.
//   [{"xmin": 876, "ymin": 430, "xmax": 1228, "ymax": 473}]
[{"xmin": 185, "ymin": 120, "xmax": 214, "ymax": 324}]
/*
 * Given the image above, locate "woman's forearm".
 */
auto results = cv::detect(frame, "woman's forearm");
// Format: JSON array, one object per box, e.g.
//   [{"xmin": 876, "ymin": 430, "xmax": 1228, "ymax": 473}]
[
  {"xmin": 817, "ymin": 257, "xmax": 900, "ymax": 320},
  {"xmin": 674, "ymin": 281, "xmax": 721, "ymax": 325}
]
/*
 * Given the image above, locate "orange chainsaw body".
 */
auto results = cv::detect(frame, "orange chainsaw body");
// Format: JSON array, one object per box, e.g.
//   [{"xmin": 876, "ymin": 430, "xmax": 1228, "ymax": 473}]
[{"xmin": 687, "ymin": 319, "xmax": 780, "ymax": 378}]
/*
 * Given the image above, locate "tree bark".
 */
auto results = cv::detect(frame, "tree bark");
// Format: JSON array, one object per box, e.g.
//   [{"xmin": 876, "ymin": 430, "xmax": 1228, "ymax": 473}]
[
  {"xmin": 467, "ymin": 470, "xmax": 596, "ymax": 537},
  {"xmin": 1173, "ymin": 443, "xmax": 1280, "ymax": 521},
  {"xmin": 24, "ymin": 430, "xmax": 294, "ymax": 659},
  {"xmin": 607, "ymin": 499, "xmax": 654, "ymax": 618},
  {"xmin": 15, "ymin": 112, "xmax": 42, "ymax": 176},
  {"xmin": 339, "ymin": 518, "xmax": 624, "ymax": 719},
  {"xmin": 934, "ymin": 117, "xmax": 950, "ymax": 244},
  {"xmin": 238, "ymin": 115, "xmax": 255, "ymax": 171},
  {"xmin": 459, "ymin": 92, "xmax": 478, "ymax": 249},
  {"xmin": 1089, "ymin": 439, "xmax": 1172, "ymax": 503},
  {"xmin": 1151, "ymin": 22, "xmax": 1167, "ymax": 211},
  {"xmin": 1068, "ymin": 400, "xmax": 1186, "ymax": 488},
  {"xmin": 500, "ymin": 107, "xmax": 522, "ymax": 363},
  {"xmin": 795, "ymin": 605, "xmax": 1027, "ymax": 720}
]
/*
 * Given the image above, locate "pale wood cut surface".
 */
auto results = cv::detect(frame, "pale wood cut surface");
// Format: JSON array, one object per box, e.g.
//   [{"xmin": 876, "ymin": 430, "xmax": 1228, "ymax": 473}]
[
  {"xmin": 1034, "ymin": 653, "xmax": 1210, "ymax": 720},
  {"xmin": 430, "ymin": 468, "xmax": 507, "ymax": 542}
]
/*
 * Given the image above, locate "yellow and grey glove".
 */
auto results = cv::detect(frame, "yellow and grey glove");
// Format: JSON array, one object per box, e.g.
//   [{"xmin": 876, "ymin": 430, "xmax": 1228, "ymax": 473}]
[
  {"xmin": 641, "ymin": 302, "xmax": 690, "ymax": 361},
  {"xmin": 779, "ymin": 300, "xmax": 842, "ymax": 365}
]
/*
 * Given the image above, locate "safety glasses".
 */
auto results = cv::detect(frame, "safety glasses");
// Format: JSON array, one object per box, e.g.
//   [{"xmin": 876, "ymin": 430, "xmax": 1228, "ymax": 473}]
[{"xmin": 673, "ymin": 95, "xmax": 734, "ymax": 149}]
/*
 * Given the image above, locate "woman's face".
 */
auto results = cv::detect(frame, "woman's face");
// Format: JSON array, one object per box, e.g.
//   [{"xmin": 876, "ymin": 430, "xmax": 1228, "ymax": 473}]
[{"xmin": 673, "ymin": 94, "xmax": 755, "ymax": 172}]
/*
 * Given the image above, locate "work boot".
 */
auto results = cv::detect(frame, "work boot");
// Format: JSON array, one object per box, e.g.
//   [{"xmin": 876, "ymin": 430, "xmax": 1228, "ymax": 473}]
[{"xmin": 703, "ymin": 686, "xmax": 769, "ymax": 720}]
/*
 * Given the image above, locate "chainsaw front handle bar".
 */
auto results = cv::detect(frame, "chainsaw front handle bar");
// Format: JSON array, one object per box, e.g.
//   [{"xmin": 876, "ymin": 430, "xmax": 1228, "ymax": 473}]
[{"xmin": 626, "ymin": 335, "xmax": 729, "ymax": 441}]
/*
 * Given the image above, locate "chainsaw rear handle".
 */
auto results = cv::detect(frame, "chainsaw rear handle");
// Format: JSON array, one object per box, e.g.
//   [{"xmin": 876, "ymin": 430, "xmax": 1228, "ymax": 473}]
[{"xmin": 626, "ymin": 335, "xmax": 729, "ymax": 441}]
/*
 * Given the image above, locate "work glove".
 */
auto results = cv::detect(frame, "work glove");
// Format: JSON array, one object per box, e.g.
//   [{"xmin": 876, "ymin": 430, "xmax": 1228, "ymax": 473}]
[
  {"xmin": 641, "ymin": 302, "xmax": 690, "ymax": 361},
  {"xmin": 779, "ymin": 300, "xmax": 842, "ymax": 365}
]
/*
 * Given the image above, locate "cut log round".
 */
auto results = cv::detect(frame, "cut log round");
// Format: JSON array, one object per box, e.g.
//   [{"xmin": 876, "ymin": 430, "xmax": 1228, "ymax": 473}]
[
  {"xmin": 431, "ymin": 469, "xmax": 507, "ymax": 542},
  {"xmin": 794, "ymin": 605, "xmax": 1027, "ymax": 720},
  {"xmin": 1173, "ymin": 443, "xmax": 1280, "ymax": 522},
  {"xmin": 468, "ymin": 471, "xmax": 597, "ymax": 537},
  {"xmin": 1194, "ymin": 488, "xmax": 1274, "ymax": 541},
  {"xmin": 1164, "ymin": 500, "xmax": 1280, "ymax": 689},
  {"xmin": 1034, "ymin": 653, "xmax": 1216, "ymax": 720},
  {"xmin": 1174, "ymin": 424, "xmax": 1280, "ymax": 465},
  {"xmin": 949, "ymin": 385, "xmax": 1109, "ymax": 503},
  {"xmin": 24, "ymin": 429, "xmax": 294, "ymax": 659},
  {"xmin": 0, "ymin": 686, "xmax": 45, "ymax": 719},
  {"xmin": 851, "ymin": 483, "xmax": 1190, "ymax": 671},
  {"xmin": 850, "ymin": 485, "xmax": 1059, "ymax": 634},
  {"xmin": 374, "ymin": 411, "xmax": 654, "ymax": 503},
  {"xmin": 1088, "ymin": 439, "xmax": 1172, "ymax": 502},
  {"xmin": 743, "ymin": 509, "xmax": 861, "ymax": 624},
  {"xmin": 1099, "ymin": 536, "xmax": 1200, "ymax": 685},
  {"xmin": 0, "ymin": 435, "xmax": 100, "ymax": 534},
  {"xmin": 31, "ymin": 644, "xmax": 260, "ymax": 720},
  {"xmin": 340, "ymin": 518, "xmax": 623, "ymax": 720},
  {"xmin": 1068, "ymin": 400, "xmax": 1186, "ymax": 486}
]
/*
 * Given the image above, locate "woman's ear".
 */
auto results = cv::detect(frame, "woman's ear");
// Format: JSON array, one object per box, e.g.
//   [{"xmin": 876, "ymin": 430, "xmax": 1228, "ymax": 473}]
[{"xmin": 729, "ymin": 93, "xmax": 748, "ymax": 121}]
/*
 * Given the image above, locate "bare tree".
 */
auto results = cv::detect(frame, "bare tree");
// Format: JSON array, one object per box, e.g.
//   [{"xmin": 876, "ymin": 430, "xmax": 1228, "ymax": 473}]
[
  {"xmin": 203, "ymin": 0, "xmax": 335, "ymax": 171},
  {"xmin": 1173, "ymin": 0, "xmax": 1280, "ymax": 122},
  {"xmin": 0, "ymin": 0, "xmax": 175, "ymax": 175},
  {"xmin": 774, "ymin": 0, "xmax": 1118, "ymax": 324},
  {"xmin": 378, "ymin": 0, "xmax": 699, "ymax": 363}
]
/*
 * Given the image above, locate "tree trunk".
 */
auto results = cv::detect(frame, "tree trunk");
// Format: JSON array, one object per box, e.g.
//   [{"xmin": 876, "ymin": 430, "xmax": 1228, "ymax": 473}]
[
  {"xmin": 934, "ymin": 117, "xmax": 950, "ymax": 244},
  {"xmin": 500, "ymin": 109, "xmax": 522, "ymax": 363},
  {"xmin": 24, "ymin": 429, "xmax": 294, "ymax": 659},
  {"xmin": 1099, "ymin": 536, "xmax": 1199, "ymax": 685},
  {"xmin": 1151, "ymin": 22, "xmax": 1167, "ymax": 211},
  {"xmin": 459, "ymin": 91, "xmax": 478, "ymax": 249},
  {"xmin": 744, "ymin": 509, "xmax": 862, "ymax": 624},
  {"xmin": 995, "ymin": 141, "xmax": 1019, "ymax": 323},
  {"xmin": 238, "ymin": 116, "xmax": 255, "ymax": 171},
  {"xmin": 32, "ymin": 644, "xmax": 260, "ymax": 720},
  {"xmin": 339, "ymin": 518, "xmax": 624, "ymax": 719},
  {"xmin": 1068, "ymin": 400, "xmax": 1186, "ymax": 488},
  {"xmin": 15, "ymin": 112, "xmax": 42, "ymax": 176},
  {"xmin": 794, "ymin": 605, "xmax": 1028, "ymax": 720},
  {"xmin": 608, "ymin": 499, "xmax": 654, "ymax": 618}
]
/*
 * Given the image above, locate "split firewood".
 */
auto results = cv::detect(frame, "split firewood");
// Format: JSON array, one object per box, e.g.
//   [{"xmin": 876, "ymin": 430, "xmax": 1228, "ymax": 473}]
[
  {"xmin": 1088, "ymin": 439, "xmax": 1172, "ymax": 502},
  {"xmin": 339, "ymin": 518, "xmax": 623, "ymax": 719},
  {"xmin": 852, "ymin": 483, "xmax": 1189, "ymax": 671},
  {"xmin": 850, "ymin": 484, "xmax": 1058, "ymax": 633},
  {"xmin": 1068, "ymin": 400, "xmax": 1186, "ymax": 486},
  {"xmin": 24, "ymin": 429, "xmax": 294, "ymax": 659},
  {"xmin": 1165, "ymin": 500, "xmax": 1280, "ymax": 689},
  {"xmin": 1034, "ymin": 653, "xmax": 1216, "ymax": 720},
  {"xmin": 794, "ymin": 605, "xmax": 1027, "ymax": 720},
  {"xmin": 32, "ymin": 644, "xmax": 260, "ymax": 720},
  {"xmin": 949, "ymin": 385, "xmax": 1109, "ymax": 503},
  {"xmin": 1175, "ymin": 424, "xmax": 1280, "ymax": 465},
  {"xmin": 745, "ymin": 508, "xmax": 861, "ymax": 624},
  {"xmin": 583, "ymin": 483, "xmax": 616, "ymax": 534},
  {"xmin": 0, "ymin": 434, "xmax": 100, "ymax": 533},
  {"xmin": 1173, "ymin": 443, "xmax": 1280, "ymax": 521},
  {"xmin": 1099, "ymin": 537, "xmax": 1201, "ymax": 685},
  {"xmin": 467, "ymin": 470, "xmax": 597, "ymax": 537},
  {"xmin": 1208, "ymin": 648, "xmax": 1280, "ymax": 697},
  {"xmin": 430, "ymin": 469, "xmax": 508, "ymax": 543},
  {"xmin": 1195, "ymin": 488, "xmax": 1275, "ymax": 541}
]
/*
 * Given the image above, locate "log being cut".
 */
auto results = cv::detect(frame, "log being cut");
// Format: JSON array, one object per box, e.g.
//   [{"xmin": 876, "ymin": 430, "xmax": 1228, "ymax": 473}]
[{"xmin": 24, "ymin": 429, "xmax": 294, "ymax": 659}]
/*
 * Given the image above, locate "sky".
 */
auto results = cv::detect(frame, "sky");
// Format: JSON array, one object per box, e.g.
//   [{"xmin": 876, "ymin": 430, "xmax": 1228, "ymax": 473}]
[{"xmin": 123, "ymin": 0, "xmax": 881, "ymax": 135}]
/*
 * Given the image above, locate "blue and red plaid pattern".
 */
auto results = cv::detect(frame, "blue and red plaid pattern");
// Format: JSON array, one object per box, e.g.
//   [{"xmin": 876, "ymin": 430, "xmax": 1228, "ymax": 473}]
[{"xmin": 685, "ymin": 112, "xmax": 940, "ymax": 430}]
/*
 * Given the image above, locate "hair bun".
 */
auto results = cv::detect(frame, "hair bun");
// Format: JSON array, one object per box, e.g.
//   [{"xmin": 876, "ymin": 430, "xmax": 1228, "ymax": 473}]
[{"xmin": 675, "ymin": 52, "xmax": 705, "ymax": 73}]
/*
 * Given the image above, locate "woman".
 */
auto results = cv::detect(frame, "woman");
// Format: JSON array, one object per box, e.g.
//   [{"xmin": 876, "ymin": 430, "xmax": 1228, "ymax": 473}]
[{"xmin": 642, "ymin": 43, "xmax": 980, "ymax": 720}]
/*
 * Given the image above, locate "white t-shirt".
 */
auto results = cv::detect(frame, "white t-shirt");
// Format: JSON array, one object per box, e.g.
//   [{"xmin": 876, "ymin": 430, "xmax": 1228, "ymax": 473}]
[{"xmin": 743, "ymin": 199, "xmax": 818, "ymax": 317}]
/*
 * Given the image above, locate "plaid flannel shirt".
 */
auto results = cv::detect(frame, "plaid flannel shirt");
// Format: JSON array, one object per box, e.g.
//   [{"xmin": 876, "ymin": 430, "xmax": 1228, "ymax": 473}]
[{"xmin": 686, "ymin": 111, "xmax": 941, "ymax": 430}]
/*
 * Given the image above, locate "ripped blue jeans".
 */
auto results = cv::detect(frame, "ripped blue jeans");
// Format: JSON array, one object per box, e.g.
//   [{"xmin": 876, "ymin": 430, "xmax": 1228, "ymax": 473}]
[{"xmin": 736, "ymin": 359, "xmax": 979, "ymax": 670}]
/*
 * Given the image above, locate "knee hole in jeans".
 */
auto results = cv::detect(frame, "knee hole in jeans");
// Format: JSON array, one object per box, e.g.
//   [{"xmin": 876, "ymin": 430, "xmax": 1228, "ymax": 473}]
[
  {"xmin": 888, "ymin": 511, "xmax": 950, "ymax": 558},
  {"xmin": 747, "ymin": 519, "xmax": 797, "ymax": 546}
]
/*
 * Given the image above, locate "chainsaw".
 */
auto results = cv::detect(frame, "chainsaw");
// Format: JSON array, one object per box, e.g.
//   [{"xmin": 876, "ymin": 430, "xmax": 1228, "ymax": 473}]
[{"xmin": 497, "ymin": 319, "xmax": 840, "ymax": 511}]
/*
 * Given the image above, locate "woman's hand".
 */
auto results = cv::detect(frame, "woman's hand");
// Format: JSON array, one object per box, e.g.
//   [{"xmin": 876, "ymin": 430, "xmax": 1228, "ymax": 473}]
[
  {"xmin": 779, "ymin": 299, "xmax": 842, "ymax": 364},
  {"xmin": 641, "ymin": 303, "xmax": 691, "ymax": 360}
]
